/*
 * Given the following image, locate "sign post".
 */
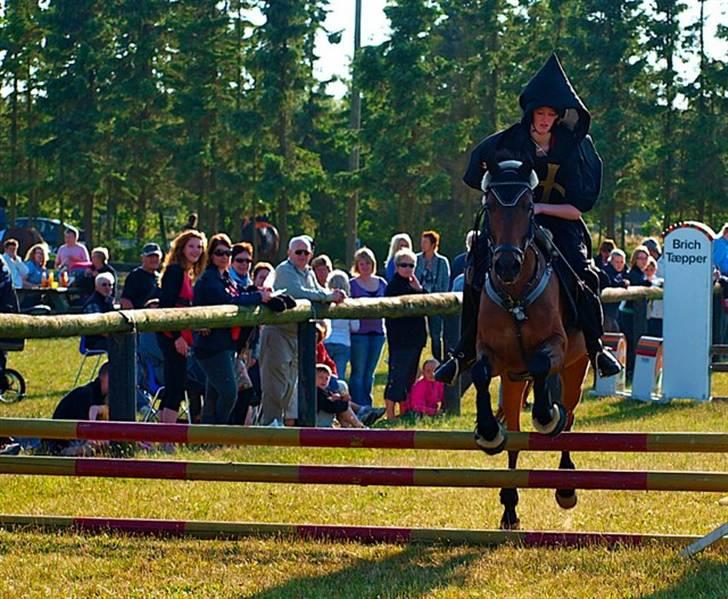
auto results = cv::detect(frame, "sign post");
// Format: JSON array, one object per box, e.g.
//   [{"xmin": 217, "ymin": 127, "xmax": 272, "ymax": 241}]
[{"xmin": 662, "ymin": 222, "xmax": 715, "ymax": 402}]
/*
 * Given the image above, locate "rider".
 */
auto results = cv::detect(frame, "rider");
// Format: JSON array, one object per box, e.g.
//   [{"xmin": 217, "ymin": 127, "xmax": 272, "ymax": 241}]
[{"xmin": 435, "ymin": 53, "xmax": 622, "ymax": 384}]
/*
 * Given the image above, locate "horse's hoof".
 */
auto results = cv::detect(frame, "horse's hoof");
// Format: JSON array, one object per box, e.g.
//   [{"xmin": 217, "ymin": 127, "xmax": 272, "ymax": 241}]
[
  {"xmin": 555, "ymin": 489, "xmax": 578, "ymax": 510},
  {"xmin": 474, "ymin": 423, "xmax": 508, "ymax": 455},
  {"xmin": 499, "ymin": 516, "xmax": 521, "ymax": 530},
  {"xmin": 532, "ymin": 403, "xmax": 567, "ymax": 437}
]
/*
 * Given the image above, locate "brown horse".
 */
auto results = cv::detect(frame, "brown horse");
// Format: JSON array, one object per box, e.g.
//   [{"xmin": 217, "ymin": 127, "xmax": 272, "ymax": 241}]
[{"xmin": 470, "ymin": 160, "xmax": 590, "ymax": 529}]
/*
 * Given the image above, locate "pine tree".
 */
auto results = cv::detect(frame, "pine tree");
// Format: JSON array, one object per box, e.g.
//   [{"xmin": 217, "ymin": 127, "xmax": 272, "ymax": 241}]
[
  {"xmin": 248, "ymin": 0, "xmax": 329, "ymax": 251},
  {"xmin": 36, "ymin": 0, "xmax": 114, "ymax": 246}
]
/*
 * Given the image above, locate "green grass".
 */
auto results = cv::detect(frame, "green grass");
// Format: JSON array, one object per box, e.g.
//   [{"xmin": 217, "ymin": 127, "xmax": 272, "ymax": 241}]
[{"xmin": 0, "ymin": 338, "xmax": 727, "ymax": 598}]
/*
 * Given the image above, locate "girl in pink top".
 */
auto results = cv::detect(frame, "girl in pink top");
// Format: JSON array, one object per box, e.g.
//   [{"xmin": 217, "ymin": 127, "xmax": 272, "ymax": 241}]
[{"xmin": 402, "ymin": 359, "xmax": 444, "ymax": 416}]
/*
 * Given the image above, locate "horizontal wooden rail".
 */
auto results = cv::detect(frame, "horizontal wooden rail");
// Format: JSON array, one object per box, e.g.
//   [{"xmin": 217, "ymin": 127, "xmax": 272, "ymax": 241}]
[
  {"xmin": 4, "ymin": 420, "xmax": 728, "ymax": 453},
  {"xmin": 0, "ymin": 514, "xmax": 718, "ymax": 549},
  {"xmin": 1, "ymin": 456, "xmax": 727, "ymax": 492},
  {"xmin": 0, "ymin": 286, "xmax": 666, "ymax": 339}
]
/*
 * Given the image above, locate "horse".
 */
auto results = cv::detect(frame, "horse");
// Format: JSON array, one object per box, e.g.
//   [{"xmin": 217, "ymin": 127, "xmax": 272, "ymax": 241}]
[
  {"xmin": 470, "ymin": 159, "xmax": 591, "ymax": 529},
  {"xmin": 240, "ymin": 216, "xmax": 280, "ymax": 263}
]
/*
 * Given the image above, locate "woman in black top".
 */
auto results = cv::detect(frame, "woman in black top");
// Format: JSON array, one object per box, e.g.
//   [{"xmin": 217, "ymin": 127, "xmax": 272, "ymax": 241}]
[
  {"xmin": 156, "ymin": 229, "xmax": 207, "ymax": 424},
  {"xmin": 383, "ymin": 248, "xmax": 427, "ymax": 420},
  {"xmin": 193, "ymin": 233, "xmax": 272, "ymax": 425},
  {"xmin": 618, "ymin": 246, "xmax": 652, "ymax": 377}
]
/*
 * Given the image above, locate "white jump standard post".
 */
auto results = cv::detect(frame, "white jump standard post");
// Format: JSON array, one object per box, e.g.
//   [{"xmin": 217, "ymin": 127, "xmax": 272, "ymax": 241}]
[
  {"xmin": 631, "ymin": 336, "xmax": 664, "ymax": 402},
  {"xmin": 662, "ymin": 221, "xmax": 715, "ymax": 402}
]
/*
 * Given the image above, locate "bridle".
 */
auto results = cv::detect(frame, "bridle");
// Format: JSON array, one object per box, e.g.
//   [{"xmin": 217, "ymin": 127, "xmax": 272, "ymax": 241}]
[
  {"xmin": 480, "ymin": 161, "xmax": 538, "ymax": 269},
  {"xmin": 477, "ymin": 161, "xmax": 554, "ymax": 327}
]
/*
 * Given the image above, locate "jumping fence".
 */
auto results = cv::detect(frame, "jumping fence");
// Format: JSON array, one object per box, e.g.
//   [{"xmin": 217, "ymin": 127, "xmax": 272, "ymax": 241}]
[
  {"xmin": 0, "ymin": 420, "xmax": 726, "ymax": 551},
  {"xmin": 0, "ymin": 287, "xmax": 663, "ymax": 424}
]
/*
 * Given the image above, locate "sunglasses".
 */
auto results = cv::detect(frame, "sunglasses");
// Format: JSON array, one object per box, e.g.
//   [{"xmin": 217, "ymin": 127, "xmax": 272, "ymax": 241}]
[
  {"xmin": 294, "ymin": 249, "xmax": 311, "ymax": 256},
  {"xmin": 214, "ymin": 249, "xmax": 232, "ymax": 257},
  {"xmin": 234, "ymin": 257, "xmax": 251, "ymax": 264},
  {"xmin": 397, "ymin": 263, "xmax": 415, "ymax": 269},
  {"xmin": 98, "ymin": 282, "xmax": 112, "ymax": 287}
]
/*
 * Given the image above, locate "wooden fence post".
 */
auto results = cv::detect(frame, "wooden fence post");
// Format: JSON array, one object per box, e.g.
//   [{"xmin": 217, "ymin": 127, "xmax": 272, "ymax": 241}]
[
  {"xmin": 297, "ymin": 321, "xmax": 317, "ymax": 427},
  {"xmin": 107, "ymin": 332, "xmax": 137, "ymax": 422}
]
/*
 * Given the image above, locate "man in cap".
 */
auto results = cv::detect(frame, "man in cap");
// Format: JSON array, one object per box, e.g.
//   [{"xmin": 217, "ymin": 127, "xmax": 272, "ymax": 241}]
[{"xmin": 120, "ymin": 243, "xmax": 163, "ymax": 310}]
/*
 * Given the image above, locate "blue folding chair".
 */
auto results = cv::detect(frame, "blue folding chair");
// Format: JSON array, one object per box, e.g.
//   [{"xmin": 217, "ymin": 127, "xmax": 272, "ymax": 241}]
[{"xmin": 73, "ymin": 336, "xmax": 106, "ymax": 387}]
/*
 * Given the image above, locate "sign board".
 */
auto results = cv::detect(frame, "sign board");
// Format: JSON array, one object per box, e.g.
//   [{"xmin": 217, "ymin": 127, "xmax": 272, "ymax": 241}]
[{"xmin": 662, "ymin": 221, "xmax": 715, "ymax": 402}]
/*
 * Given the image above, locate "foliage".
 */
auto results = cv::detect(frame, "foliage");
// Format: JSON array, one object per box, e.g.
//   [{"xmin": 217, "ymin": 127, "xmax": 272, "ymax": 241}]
[{"xmin": 0, "ymin": 1, "xmax": 726, "ymax": 266}]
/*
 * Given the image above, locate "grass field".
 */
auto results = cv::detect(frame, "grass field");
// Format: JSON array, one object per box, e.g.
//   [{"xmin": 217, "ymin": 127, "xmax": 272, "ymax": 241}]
[{"xmin": 0, "ymin": 338, "xmax": 727, "ymax": 598}]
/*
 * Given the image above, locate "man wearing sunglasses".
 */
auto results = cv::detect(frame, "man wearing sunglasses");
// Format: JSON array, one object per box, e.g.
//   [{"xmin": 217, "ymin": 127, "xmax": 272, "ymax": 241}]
[{"xmin": 259, "ymin": 236, "xmax": 346, "ymax": 427}]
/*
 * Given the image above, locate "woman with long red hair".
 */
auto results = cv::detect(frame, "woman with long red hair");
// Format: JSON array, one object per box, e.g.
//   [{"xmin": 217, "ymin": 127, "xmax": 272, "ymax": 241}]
[{"xmin": 156, "ymin": 229, "xmax": 207, "ymax": 424}]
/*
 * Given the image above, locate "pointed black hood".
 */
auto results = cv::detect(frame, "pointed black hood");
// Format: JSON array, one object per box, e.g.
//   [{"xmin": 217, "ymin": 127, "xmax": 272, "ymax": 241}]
[{"xmin": 519, "ymin": 53, "xmax": 591, "ymax": 142}]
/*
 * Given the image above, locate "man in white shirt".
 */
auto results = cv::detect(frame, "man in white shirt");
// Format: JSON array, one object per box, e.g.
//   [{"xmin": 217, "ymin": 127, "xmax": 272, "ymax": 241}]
[{"xmin": 1, "ymin": 239, "xmax": 28, "ymax": 289}]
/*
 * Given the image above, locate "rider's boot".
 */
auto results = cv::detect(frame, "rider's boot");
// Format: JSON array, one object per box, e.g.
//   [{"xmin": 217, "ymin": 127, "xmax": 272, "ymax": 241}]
[
  {"xmin": 435, "ymin": 278, "xmax": 478, "ymax": 385},
  {"xmin": 577, "ymin": 280, "xmax": 622, "ymax": 378}
]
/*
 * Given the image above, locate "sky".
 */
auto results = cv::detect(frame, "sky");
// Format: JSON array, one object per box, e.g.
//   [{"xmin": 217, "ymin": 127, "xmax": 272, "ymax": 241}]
[{"xmin": 314, "ymin": 0, "xmax": 728, "ymax": 98}]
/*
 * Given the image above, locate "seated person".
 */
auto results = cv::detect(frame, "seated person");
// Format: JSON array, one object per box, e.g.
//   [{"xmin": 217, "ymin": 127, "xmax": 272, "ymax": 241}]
[
  {"xmin": 76, "ymin": 247, "xmax": 117, "ymax": 299},
  {"xmin": 24, "ymin": 243, "xmax": 49, "ymax": 287},
  {"xmin": 401, "ymin": 358, "xmax": 444, "ymax": 417},
  {"xmin": 2, "ymin": 239, "xmax": 28, "ymax": 289},
  {"xmin": 337, "ymin": 379, "xmax": 385, "ymax": 427},
  {"xmin": 316, "ymin": 364, "xmax": 364, "ymax": 428},
  {"xmin": 55, "ymin": 226, "xmax": 90, "ymax": 270},
  {"xmin": 82, "ymin": 272, "xmax": 117, "ymax": 351},
  {"xmin": 45, "ymin": 363, "xmax": 109, "ymax": 456}
]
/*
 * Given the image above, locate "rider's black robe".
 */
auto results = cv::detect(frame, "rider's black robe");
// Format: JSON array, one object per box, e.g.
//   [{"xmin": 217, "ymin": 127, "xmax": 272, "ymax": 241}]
[{"xmin": 463, "ymin": 53, "xmax": 602, "ymax": 268}]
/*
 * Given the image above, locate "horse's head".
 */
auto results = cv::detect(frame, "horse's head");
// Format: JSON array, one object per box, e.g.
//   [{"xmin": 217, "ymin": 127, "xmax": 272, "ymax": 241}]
[{"xmin": 481, "ymin": 160, "xmax": 538, "ymax": 284}]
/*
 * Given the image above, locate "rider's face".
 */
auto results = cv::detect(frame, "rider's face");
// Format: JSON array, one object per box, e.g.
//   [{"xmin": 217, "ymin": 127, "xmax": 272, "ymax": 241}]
[{"xmin": 532, "ymin": 106, "xmax": 559, "ymax": 135}]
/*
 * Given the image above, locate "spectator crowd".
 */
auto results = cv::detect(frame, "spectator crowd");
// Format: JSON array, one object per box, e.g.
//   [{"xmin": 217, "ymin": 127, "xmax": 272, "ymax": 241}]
[{"xmin": 5, "ymin": 217, "xmax": 728, "ymax": 455}]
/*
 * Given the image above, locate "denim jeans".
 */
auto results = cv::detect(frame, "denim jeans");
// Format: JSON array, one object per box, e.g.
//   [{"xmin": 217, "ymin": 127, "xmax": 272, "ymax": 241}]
[
  {"xmin": 198, "ymin": 350, "xmax": 238, "ymax": 425},
  {"xmin": 324, "ymin": 342, "xmax": 351, "ymax": 380},
  {"xmin": 349, "ymin": 333, "xmax": 385, "ymax": 406},
  {"xmin": 427, "ymin": 314, "xmax": 444, "ymax": 362}
]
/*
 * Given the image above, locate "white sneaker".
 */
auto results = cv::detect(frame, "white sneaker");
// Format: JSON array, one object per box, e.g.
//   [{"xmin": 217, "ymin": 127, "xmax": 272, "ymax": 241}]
[{"xmin": 265, "ymin": 419, "xmax": 284, "ymax": 428}]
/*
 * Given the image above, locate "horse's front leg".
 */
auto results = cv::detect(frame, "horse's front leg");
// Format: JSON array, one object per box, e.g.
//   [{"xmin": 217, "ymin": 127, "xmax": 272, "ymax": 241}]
[
  {"xmin": 527, "ymin": 335, "xmax": 567, "ymax": 436},
  {"xmin": 500, "ymin": 450, "xmax": 520, "ymax": 529},
  {"xmin": 472, "ymin": 355, "xmax": 507, "ymax": 455}
]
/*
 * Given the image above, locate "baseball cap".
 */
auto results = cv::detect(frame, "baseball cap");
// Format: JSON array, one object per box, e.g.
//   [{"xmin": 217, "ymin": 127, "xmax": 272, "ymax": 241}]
[{"xmin": 142, "ymin": 243, "xmax": 163, "ymax": 257}]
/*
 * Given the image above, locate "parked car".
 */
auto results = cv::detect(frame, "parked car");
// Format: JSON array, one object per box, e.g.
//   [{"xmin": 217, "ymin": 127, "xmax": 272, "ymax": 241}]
[{"xmin": 0, "ymin": 217, "xmax": 85, "ymax": 253}]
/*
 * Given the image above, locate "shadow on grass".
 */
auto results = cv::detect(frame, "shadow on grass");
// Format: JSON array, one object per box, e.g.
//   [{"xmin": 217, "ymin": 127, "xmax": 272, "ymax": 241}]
[
  {"xmin": 249, "ymin": 543, "xmax": 483, "ymax": 599},
  {"xmin": 573, "ymin": 397, "xmax": 698, "ymax": 428},
  {"xmin": 642, "ymin": 558, "xmax": 728, "ymax": 598}
]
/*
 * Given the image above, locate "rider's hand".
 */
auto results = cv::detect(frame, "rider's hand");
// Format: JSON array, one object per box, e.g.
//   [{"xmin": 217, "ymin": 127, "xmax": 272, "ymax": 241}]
[
  {"xmin": 410, "ymin": 274, "xmax": 423, "ymax": 291},
  {"xmin": 259, "ymin": 288, "xmax": 272, "ymax": 303},
  {"xmin": 332, "ymin": 289, "xmax": 346, "ymax": 304}
]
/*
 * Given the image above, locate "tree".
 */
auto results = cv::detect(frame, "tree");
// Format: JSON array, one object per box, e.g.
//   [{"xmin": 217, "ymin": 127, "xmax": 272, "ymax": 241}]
[
  {"xmin": 569, "ymin": 0, "xmax": 649, "ymax": 237},
  {"xmin": 248, "ymin": 0, "xmax": 330, "ymax": 251},
  {"xmin": 36, "ymin": 0, "xmax": 115, "ymax": 246},
  {"xmin": 103, "ymin": 0, "xmax": 175, "ymax": 242}
]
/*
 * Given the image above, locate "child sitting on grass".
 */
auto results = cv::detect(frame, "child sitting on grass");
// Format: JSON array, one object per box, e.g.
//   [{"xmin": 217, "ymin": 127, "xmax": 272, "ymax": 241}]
[
  {"xmin": 402, "ymin": 358, "xmax": 444, "ymax": 417},
  {"xmin": 316, "ymin": 364, "xmax": 365, "ymax": 428}
]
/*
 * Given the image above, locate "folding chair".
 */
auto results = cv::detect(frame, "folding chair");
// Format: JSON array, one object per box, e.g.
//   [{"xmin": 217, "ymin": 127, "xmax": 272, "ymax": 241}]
[
  {"xmin": 139, "ymin": 356, "xmax": 191, "ymax": 424},
  {"xmin": 73, "ymin": 336, "xmax": 106, "ymax": 387}
]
